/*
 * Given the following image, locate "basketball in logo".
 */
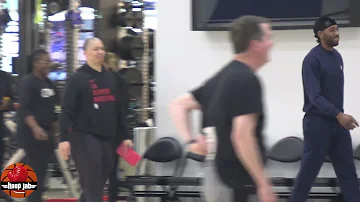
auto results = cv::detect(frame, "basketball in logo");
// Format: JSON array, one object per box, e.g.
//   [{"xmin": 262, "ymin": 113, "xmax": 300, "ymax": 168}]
[{"xmin": 0, "ymin": 163, "xmax": 38, "ymax": 198}]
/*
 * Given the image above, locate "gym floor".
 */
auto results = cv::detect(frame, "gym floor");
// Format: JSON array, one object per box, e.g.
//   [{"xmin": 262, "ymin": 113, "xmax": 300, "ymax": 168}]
[{"xmin": 0, "ymin": 191, "xmax": 337, "ymax": 202}]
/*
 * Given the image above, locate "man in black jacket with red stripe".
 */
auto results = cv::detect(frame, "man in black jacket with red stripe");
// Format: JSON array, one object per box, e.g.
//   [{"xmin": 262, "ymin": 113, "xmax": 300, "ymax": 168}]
[{"xmin": 58, "ymin": 38, "xmax": 133, "ymax": 202}]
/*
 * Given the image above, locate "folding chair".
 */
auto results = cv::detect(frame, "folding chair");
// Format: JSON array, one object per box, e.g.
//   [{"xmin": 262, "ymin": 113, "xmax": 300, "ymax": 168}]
[
  {"xmin": 125, "ymin": 136, "xmax": 183, "ymax": 202},
  {"xmin": 267, "ymin": 136, "xmax": 304, "ymax": 196}
]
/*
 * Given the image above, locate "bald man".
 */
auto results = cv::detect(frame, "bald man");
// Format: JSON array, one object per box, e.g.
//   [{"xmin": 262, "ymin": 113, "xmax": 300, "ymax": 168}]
[{"xmin": 58, "ymin": 38, "xmax": 133, "ymax": 202}]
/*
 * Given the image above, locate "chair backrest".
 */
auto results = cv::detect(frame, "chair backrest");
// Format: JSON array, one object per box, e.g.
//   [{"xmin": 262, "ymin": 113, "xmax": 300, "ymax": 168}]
[
  {"xmin": 142, "ymin": 137, "xmax": 183, "ymax": 162},
  {"xmin": 354, "ymin": 144, "xmax": 360, "ymax": 161},
  {"xmin": 267, "ymin": 136, "xmax": 304, "ymax": 163}
]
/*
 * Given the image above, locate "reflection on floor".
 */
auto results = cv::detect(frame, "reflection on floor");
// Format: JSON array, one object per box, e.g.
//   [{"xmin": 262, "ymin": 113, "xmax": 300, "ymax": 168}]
[{"xmin": 0, "ymin": 189, "xmax": 339, "ymax": 202}]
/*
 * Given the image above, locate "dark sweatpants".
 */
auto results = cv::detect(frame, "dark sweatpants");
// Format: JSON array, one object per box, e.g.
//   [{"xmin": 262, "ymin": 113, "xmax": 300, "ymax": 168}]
[
  {"xmin": 108, "ymin": 155, "xmax": 120, "ymax": 202},
  {"xmin": 70, "ymin": 132, "xmax": 114, "ymax": 202},
  {"xmin": 233, "ymin": 188, "xmax": 251, "ymax": 202},
  {"xmin": 23, "ymin": 130, "xmax": 55, "ymax": 202},
  {"xmin": 290, "ymin": 114, "xmax": 360, "ymax": 202}
]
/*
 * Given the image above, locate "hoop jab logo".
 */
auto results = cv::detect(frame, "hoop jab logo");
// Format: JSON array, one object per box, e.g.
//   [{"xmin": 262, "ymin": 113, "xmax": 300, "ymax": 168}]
[{"xmin": 1, "ymin": 163, "xmax": 38, "ymax": 198}]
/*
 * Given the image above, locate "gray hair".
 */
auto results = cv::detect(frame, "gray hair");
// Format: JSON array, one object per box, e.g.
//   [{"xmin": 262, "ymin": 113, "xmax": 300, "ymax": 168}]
[{"xmin": 229, "ymin": 15, "xmax": 270, "ymax": 53}]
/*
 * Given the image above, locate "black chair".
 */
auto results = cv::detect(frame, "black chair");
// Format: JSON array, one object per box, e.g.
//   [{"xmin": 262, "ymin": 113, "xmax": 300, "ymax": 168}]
[
  {"xmin": 267, "ymin": 136, "xmax": 304, "ymax": 163},
  {"xmin": 354, "ymin": 143, "xmax": 360, "ymax": 187},
  {"xmin": 266, "ymin": 136, "xmax": 304, "ymax": 194},
  {"xmin": 160, "ymin": 141, "xmax": 206, "ymax": 201},
  {"xmin": 353, "ymin": 144, "xmax": 360, "ymax": 161},
  {"xmin": 125, "ymin": 136, "xmax": 183, "ymax": 202}
]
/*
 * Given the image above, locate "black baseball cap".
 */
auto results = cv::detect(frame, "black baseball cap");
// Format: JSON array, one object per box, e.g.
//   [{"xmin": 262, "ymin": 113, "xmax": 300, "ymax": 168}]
[{"xmin": 313, "ymin": 16, "xmax": 337, "ymax": 37}]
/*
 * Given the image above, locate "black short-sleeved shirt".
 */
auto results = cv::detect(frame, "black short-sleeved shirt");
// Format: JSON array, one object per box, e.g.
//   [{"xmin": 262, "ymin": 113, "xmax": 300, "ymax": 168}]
[
  {"xmin": 191, "ymin": 60, "xmax": 266, "ymax": 189},
  {"xmin": 18, "ymin": 74, "xmax": 58, "ymax": 133}
]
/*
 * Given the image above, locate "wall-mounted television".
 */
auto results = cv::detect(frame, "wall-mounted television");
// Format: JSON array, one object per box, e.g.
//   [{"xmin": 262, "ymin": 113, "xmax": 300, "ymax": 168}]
[{"xmin": 192, "ymin": 0, "xmax": 360, "ymax": 31}]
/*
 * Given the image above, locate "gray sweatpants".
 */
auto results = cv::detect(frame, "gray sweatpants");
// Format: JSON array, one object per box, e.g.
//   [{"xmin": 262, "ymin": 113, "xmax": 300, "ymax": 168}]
[
  {"xmin": 202, "ymin": 160, "xmax": 233, "ymax": 202},
  {"xmin": 202, "ymin": 127, "xmax": 255, "ymax": 201}
]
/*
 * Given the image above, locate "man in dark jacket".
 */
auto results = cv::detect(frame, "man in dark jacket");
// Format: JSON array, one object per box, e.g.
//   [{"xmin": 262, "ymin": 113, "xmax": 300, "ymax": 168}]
[{"xmin": 58, "ymin": 38, "xmax": 133, "ymax": 202}]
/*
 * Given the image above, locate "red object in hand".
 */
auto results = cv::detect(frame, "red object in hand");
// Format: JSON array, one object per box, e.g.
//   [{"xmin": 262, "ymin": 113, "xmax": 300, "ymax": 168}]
[
  {"xmin": 8, "ymin": 166, "xmax": 28, "ymax": 182},
  {"xmin": 117, "ymin": 144, "xmax": 141, "ymax": 166}
]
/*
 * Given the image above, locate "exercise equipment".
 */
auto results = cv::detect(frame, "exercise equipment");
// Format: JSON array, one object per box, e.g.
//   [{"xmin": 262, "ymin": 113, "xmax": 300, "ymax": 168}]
[
  {"xmin": 119, "ymin": 1, "xmax": 133, "ymax": 12},
  {"xmin": 65, "ymin": 0, "xmax": 82, "ymax": 74},
  {"xmin": 116, "ymin": 36, "xmax": 144, "ymax": 61},
  {"xmin": 148, "ymin": 29, "xmax": 154, "ymax": 49},
  {"xmin": 119, "ymin": 67, "xmax": 143, "ymax": 100},
  {"xmin": 0, "ymin": 1, "xmax": 12, "ymax": 69},
  {"xmin": 115, "ymin": 1, "xmax": 143, "ymax": 28},
  {"xmin": 133, "ymin": 11, "xmax": 144, "ymax": 28}
]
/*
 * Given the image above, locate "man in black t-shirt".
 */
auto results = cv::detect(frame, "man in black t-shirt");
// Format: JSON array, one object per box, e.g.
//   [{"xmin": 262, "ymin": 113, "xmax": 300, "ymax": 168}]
[{"xmin": 169, "ymin": 16, "xmax": 276, "ymax": 202}]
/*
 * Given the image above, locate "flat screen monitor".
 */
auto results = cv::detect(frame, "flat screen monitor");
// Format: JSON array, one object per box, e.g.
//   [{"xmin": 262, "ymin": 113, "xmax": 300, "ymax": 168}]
[{"xmin": 192, "ymin": 0, "xmax": 360, "ymax": 31}]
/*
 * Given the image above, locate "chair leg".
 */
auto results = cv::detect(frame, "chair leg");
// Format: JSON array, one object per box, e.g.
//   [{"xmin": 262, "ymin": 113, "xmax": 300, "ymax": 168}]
[
  {"xmin": 126, "ymin": 188, "xmax": 136, "ymax": 202},
  {"xmin": 160, "ymin": 196, "xmax": 167, "ymax": 202},
  {"xmin": 330, "ymin": 193, "xmax": 344, "ymax": 202}
]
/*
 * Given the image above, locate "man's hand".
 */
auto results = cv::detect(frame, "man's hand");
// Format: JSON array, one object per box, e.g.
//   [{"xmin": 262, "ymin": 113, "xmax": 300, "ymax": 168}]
[
  {"xmin": 123, "ymin": 139, "xmax": 134, "ymax": 148},
  {"xmin": 257, "ymin": 181, "xmax": 277, "ymax": 202},
  {"xmin": 59, "ymin": 141, "xmax": 71, "ymax": 160},
  {"xmin": 337, "ymin": 113, "xmax": 359, "ymax": 130},
  {"xmin": 188, "ymin": 135, "xmax": 207, "ymax": 156},
  {"xmin": 32, "ymin": 126, "xmax": 48, "ymax": 141}
]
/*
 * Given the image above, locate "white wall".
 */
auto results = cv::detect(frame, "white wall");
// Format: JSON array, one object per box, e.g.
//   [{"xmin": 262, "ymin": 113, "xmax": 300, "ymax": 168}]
[{"xmin": 156, "ymin": 0, "xmax": 360, "ymax": 150}]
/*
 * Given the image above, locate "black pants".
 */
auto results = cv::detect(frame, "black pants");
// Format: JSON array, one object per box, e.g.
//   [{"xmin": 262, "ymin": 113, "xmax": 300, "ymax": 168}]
[
  {"xmin": 108, "ymin": 154, "xmax": 120, "ymax": 202},
  {"xmin": 290, "ymin": 115, "xmax": 360, "ymax": 202},
  {"xmin": 70, "ymin": 132, "xmax": 114, "ymax": 202},
  {"xmin": 233, "ymin": 187, "xmax": 251, "ymax": 202},
  {"xmin": 23, "ymin": 132, "xmax": 55, "ymax": 202}
]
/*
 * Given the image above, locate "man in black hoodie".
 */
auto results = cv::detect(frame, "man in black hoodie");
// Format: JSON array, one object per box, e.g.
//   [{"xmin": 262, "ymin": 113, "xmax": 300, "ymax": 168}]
[{"xmin": 58, "ymin": 38, "xmax": 133, "ymax": 202}]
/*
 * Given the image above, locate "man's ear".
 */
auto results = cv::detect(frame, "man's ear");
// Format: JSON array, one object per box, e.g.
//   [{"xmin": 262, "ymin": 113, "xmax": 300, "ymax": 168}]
[
  {"xmin": 317, "ymin": 30, "xmax": 323, "ymax": 38},
  {"xmin": 249, "ymin": 40, "xmax": 260, "ymax": 51}
]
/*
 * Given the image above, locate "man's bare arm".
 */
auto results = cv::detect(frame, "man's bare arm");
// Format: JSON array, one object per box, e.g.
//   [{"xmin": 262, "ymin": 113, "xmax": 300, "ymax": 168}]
[
  {"xmin": 231, "ymin": 113, "xmax": 269, "ymax": 187},
  {"xmin": 168, "ymin": 93, "xmax": 201, "ymax": 142}
]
